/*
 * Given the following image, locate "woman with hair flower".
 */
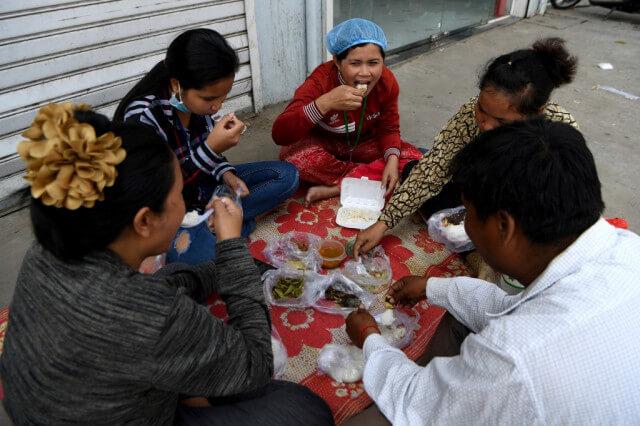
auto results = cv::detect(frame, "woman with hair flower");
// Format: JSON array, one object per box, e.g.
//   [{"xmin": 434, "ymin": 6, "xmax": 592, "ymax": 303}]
[{"xmin": 0, "ymin": 103, "xmax": 333, "ymax": 425}]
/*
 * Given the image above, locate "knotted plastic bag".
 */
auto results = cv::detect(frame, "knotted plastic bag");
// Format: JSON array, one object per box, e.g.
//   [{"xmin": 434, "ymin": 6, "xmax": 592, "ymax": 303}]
[
  {"xmin": 427, "ymin": 206, "xmax": 474, "ymax": 253},
  {"xmin": 317, "ymin": 344, "xmax": 364, "ymax": 383}
]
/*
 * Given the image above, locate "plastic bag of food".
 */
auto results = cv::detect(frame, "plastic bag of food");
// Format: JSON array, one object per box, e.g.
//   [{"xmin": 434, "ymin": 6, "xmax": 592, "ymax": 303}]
[
  {"xmin": 427, "ymin": 206, "xmax": 474, "ymax": 253},
  {"xmin": 314, "ymin": 273, "xmax": 377, "ymax": 315},
  {"xmin": 271, "ymin": 327, "xmax": 288, "ymax": 379},
  {"xmin": 343, "ymin": 246, "xmax": 392, "ymax": 291},
  {"xmin": 264, "ymin": 231, "xmax": 322, "ymax": 272},
  {"xmin": 317, "ymin": 344, "xmax": 364, "ymax": 383},
  {"xmin": 262, "ymin": 268, "xmax": 330, "ymax": 308},
  {"xmin": 373, "ymin": 309, "xmax": 419, "ymax": 349}
]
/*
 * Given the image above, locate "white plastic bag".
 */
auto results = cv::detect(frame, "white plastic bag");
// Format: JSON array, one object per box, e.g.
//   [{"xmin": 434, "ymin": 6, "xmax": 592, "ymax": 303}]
[
  {"xmin": 264, "ymin": 231, "xmax": 322, "ymax": 272},
  {"xmin": 317, "ymin": 344, "xmax": 364, "ymax": 383},
  {"xmin": 271, "ymin": 328, "xmax": 288, "ymax": 379},
  {"xmin": 342, "ymin": 246, "xmax": 392, "ymax": 291},
  {"xmin": 373, "ymin": 309, "xmax": 419, "ymax": 349},
  {"xmin": 314, "ymin": 273, "xmax": 377, "ymax": 315},
  {"xmin": 262, "ymin": 268, "xmax": 331, "ymax": 308},
  {"xmin": 427, "ymin": 206, "xmax": 474, "ymax": 253}
]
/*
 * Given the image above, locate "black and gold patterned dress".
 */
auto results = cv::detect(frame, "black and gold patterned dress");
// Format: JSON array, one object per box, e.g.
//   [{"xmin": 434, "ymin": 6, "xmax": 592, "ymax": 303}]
[{"xmin": 379, "ymin": 97, "xmax": 577, "ymax": 228}]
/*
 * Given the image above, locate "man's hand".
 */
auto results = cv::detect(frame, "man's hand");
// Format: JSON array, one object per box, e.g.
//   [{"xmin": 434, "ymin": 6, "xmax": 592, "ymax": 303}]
[
  {"xmin": 381, "ymin": 154, "xmax": 400, "ymax": 196},
  {"xmin": 315, "ymin": 85, "xmax": 364, "ymax": 114},
  {"xmin": 386, "ymin": 275, "xmax": 428, "ymax": 307},
  {"xmin": 346, "ymin": 308, "xmax": 380, "ymax": 348},
  {"xmin": 354, "ymin": 221, "xmax": 388, "ymax": 259}
]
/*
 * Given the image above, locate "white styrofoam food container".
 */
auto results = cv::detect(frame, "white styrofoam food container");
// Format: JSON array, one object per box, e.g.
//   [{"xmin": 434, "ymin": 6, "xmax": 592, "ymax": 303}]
[{"xmin": 336, "ymin": 177, "xmax": 385, "ymax": 230}]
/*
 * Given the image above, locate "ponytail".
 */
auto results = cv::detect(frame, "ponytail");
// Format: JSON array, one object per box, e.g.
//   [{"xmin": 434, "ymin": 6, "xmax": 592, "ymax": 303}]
[
  {"xmin": 114, "ymin": 28, "xmax": 239, "ymax": 122},
  {"xmin": 479, "ymin": 37, "xmax": 577, "ymax": 115}
]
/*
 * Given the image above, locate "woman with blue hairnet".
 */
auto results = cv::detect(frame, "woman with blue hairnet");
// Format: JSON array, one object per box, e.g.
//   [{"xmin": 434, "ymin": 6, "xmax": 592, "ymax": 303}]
[{"xmin": 272, "ymin": 18, "xmax": 423, "ymax": 204}]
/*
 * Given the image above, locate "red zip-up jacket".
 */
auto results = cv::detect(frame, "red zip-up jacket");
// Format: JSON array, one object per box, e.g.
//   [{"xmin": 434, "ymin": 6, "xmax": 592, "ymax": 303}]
[{"xmin": 272, "ymin": 61, "xmax": 402, "ymax": 159}]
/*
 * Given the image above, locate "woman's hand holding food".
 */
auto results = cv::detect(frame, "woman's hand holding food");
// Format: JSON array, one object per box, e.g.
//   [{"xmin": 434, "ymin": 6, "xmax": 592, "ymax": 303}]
[
  {"xmin": 222, "ymin": 171, "xmax": 250, "ymax": 197},
  {"xmin": 208, "ymin": 197, "xmax": 243, "ymax": 241},
  {"xmin": 353, "ymin": 221, "xmax": 388, "ymax": 259},
  {"xmin": 315, "ymin": 85, "xmax": 364, "ymax": 114},
  {"xmin": 206, "ymin": 113, "xmax": 246, "ymax": 154}
]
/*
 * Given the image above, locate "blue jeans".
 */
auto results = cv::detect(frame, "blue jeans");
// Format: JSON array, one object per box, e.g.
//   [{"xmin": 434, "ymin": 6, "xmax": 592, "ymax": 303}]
[{"xmin": 166, "ymin": 161, "xmax": 299, "ymax": 265}]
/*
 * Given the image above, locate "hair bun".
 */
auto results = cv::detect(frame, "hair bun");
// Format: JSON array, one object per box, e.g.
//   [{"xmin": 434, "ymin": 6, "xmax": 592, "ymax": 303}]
[
  {"xmin": 18, "ymin": 103, "xmax": 126, "ymax": 210},
  {"xmin": 532, "ymin": 37, "xmax": 577, "ymax": 88}
]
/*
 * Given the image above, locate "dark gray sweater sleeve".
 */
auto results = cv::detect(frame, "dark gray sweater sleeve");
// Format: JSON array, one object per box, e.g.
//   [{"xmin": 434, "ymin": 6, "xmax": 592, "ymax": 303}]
[
  {"xmin": 160, "ymin": 261, "xmax": 218, "ymax": 303},
  {"xmin": 148, "ymin": 238, "xmax": 273, "ymax": 396}
]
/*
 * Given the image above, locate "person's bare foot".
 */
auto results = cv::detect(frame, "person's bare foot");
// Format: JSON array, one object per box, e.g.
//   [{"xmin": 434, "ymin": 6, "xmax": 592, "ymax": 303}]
[{"xmin": 305, "ymin": 185, "xmax": 340, "ymax": 205}]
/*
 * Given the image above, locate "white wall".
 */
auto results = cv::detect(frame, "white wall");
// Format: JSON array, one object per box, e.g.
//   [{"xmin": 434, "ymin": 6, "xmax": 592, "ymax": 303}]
[
  {"xmin": 510, "ymin": 0, "xmax": 546, "ymax": 17},
  {"xmin": 254, "ymin": 0, "xmax": 308, "ymax": 105}
]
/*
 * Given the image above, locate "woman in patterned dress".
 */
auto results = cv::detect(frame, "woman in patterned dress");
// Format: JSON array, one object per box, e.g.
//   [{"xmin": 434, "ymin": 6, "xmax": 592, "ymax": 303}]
[{"xmin": 354, "ymin": 38, "xmax": 579, "ymax": 257}]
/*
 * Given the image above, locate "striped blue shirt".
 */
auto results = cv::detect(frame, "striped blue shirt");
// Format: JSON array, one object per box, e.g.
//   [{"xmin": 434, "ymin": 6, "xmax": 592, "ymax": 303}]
[{"xmin": 124, "ymin": 94, "xmax": 235, "ymax": 209}]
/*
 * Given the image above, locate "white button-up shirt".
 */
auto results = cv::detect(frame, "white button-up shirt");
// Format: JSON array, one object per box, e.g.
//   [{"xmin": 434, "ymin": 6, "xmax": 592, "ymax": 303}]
[{"xmin": 363, "ymin": 219, "xmax": 640, "ymax": 425}]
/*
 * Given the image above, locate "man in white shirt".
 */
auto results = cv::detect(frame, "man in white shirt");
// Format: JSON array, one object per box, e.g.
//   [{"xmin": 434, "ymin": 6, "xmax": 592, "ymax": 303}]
[{"xmin": 344, "ymin": 118, "xmax": 640, "ymax": 425}]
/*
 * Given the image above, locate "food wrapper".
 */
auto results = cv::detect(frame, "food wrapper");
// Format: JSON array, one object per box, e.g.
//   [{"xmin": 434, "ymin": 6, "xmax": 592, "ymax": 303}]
[
  {"xmin": 317, "ymin": 344, "xmax": 364, "ymax": 383},
  {"xmin": 342, "ymin": 246, "xmax": 392, "ymax": 291},
  {"xmin": 262, "ymin": 268, "xmax": 331, "ymax": 308},
  {"xmin": 373, "ymin": 309, "xmax": 419, "ymax": 349},
  {"xmin": 427, "ymin": 206, "xmax": 474, "ymax": 253},
  {"xmin": 264, "ymin": 231, "xmax": 322, "ymax": 272},
  {"xmin": 271, "ymin": 327, "xmax": 288, "ymax": 379},
  {"xmin": 313, "ymin": 273, "xmax": 377, "ymax": 316}
]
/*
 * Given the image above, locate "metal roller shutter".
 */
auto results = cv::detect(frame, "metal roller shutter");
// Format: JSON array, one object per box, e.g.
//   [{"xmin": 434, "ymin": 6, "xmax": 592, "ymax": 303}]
[{"xmin": 0, "ymin": 0, "xmax": 258, "ymax": 197}]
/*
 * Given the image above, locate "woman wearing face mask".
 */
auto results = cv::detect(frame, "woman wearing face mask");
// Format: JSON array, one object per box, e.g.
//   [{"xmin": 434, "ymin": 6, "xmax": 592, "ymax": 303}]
[
  {"xmin": 0, "ymin": 104, "xmax": 333, "ymax": 425},
  {"xmin": 354, "ymin": 37, "xmax": 579, "ymax": 257},
  {"xmin": 272, "ymin": 18, "xmax": 423, "ymax": 204},
  {"xmin": 114, "ymin": 29, "xmax": 299, "ymax": 265}
]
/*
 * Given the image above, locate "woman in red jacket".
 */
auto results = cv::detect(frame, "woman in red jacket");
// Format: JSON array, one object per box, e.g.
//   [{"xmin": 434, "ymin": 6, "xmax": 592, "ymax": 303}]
[{"xmin": 272, "ymin": 18, "xmax": 422, "ymax": 204}]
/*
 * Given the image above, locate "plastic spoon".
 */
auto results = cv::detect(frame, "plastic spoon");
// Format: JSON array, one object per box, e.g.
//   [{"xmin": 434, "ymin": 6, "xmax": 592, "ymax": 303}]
[
  {"xmin": 181, "ymin": 185, "xmax": 244, "ymax": 228},
  {"xmin": 181, "ymin": 209, "xmax": 213, "ymax": 228}
]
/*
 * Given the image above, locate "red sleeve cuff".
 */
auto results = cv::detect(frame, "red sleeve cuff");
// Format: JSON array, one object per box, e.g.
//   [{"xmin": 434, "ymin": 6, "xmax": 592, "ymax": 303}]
[
  {"xmin": 378, "ymin": 133, "xmax": 402, "ymax": 154},
  {"xmin": 384, "ymin": 148, "xmax": 401, "ymax": 160}
]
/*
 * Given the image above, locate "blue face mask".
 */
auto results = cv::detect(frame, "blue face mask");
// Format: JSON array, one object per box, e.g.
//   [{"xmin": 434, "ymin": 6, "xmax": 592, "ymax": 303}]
[{"xmin": 169, "ymin": 84, "xmax": 190, "ymax": 113}]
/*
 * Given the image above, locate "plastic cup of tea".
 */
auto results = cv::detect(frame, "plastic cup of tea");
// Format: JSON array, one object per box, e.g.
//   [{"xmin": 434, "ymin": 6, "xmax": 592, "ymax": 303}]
[{"xmin": 319, "ymin": 239, "xmax": 346, "ymax": 269}]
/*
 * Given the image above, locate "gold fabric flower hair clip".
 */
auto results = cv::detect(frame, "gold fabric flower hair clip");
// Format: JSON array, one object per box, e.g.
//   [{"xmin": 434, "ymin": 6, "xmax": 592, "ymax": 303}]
[{"xmin": 17, "ymin": 103, "xmax": 126, "ymax": 210}]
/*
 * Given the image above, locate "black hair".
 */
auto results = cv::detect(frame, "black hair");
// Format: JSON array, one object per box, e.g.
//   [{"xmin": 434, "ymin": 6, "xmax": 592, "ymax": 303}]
[
  {"xmin": 114, "ymin": 28, "xmax": 239, "ymax": 121},
  {"xmin": 451, "ymin": 118, "xmax": 603, "ymax": 245},
  {"xmin": 479, "ymin": 38, "xmax": 577, "ymax": 115},
  {"xmin": 336, "ymin": 42, "xmax": 386, "ymax": 61},
  {"xmin": 30, "ymin": 110, "xmax": 176, "ymax": 260}
]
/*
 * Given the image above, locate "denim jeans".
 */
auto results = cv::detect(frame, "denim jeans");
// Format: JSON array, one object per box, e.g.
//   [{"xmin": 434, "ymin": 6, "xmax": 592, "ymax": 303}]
[{"xmin": 166, "ymin": 161, "xmax": 299, "ymax": 265}]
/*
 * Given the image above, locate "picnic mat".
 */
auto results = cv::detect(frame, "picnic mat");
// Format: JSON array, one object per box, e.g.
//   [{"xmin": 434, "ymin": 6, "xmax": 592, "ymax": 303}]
[
  {"xmin": 235, "ymin": 191, "xmax": 468, "ymax": 424},
  {"xmin": 0, "ymin": 193, "xmax": 469, "ymax": 423}
]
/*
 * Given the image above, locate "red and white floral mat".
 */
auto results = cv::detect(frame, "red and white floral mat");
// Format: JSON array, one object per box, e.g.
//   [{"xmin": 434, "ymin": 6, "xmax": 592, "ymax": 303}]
[{"xmin": 243, "ymin": 192, "xmax": 468, "ymax": 424}]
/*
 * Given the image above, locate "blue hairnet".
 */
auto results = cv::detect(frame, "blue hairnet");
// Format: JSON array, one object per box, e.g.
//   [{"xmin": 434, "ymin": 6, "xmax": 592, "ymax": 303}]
[{"xmin": 326, "ymin": 18, "xmax": 388, "ymax": 55}]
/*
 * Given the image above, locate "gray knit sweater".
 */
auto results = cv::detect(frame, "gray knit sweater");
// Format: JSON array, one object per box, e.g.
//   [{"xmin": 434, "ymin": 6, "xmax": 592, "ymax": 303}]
[{"xmin": 0, "ymin": 238, "xmax": 273, "ymax": 424}]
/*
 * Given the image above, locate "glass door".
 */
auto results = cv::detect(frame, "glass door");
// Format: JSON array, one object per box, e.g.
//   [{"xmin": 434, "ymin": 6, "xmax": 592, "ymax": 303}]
[
  {"xmin": 441, "ymin": 0, "xmax": 495, "ymax": 33},
  {"xmin": 334, "ymin": 0, "xmax": 496, "ymax": 53}
]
